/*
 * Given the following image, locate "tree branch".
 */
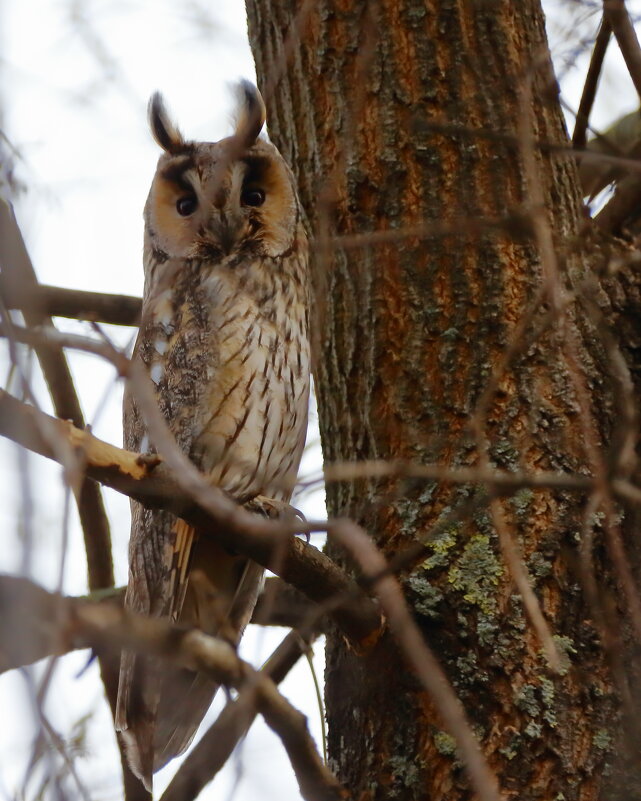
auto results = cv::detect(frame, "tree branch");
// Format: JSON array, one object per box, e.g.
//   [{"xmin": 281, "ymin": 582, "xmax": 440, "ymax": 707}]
[
  {"xmin": 604, "ymin": 0, "xmax": 641, "ymax": 101},
  {"xmin": 572, "ymin": 17, "xmax": 611, "ymax": 150},
  {"xmin": 160, "ymin": 628, "xmax": 318, "ymax": 801},
  {"xmin": 0, "ymin": 577, "xmax": 322, "ymax": 672},
  {"xmin": 0, "ymin": 200, "xmax": 114, "ymax": 591},
  {"xmin": 0, "ymin": 276, "xmax": 141, "ymax": 326},
  {"xmin": 0, "ymin": 389, "xmax": 382, "ymax": 646},
  {"xmin": 0, "ymin": 575, "xmax": 345, "ymax": 801}
]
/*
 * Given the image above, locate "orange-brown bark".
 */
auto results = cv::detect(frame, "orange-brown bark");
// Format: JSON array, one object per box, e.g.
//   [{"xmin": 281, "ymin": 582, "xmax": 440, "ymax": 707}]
[{"xmin": 247, "ymin": 2, "xmax": 637, "ymax": 799}]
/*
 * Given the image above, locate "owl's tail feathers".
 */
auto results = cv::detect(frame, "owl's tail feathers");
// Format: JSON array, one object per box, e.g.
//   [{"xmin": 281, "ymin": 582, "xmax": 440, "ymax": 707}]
[
  {"xmin": 151, "ymin": 557, "xmax": 265, "ymax": 772},
  {"xmin": 114, "ymin": 629, "xmax": 216, "ymax": 788},
  {"xmin": 115, "ymin": 532, "xmax": 264, "ymax": 788},
  {"xmin": 116, "ymin": 638, "xmax": 209, "ymax": 789},
  {"xmin": 153, "ymin": 669, "xmax": 219, "ymax": 772},
  {"xmin": 115, "ymin": 651, "xmax": 158, "ymax": 792}
]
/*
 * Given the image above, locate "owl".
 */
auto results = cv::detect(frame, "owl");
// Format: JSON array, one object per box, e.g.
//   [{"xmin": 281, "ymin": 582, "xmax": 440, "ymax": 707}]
[{"xmin": 115, "ymin": 82, "xmax": 310, "ymax": 791}]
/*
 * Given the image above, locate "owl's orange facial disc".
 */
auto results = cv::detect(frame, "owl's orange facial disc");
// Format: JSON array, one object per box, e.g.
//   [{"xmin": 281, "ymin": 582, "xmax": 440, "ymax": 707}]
[
  {"xmin": 148, "ymin": 159, "xmax": 203, "ymax": 257},
  {"xmin": 239, "ymin": 147, "xmax": 298, "ymax": 256}
]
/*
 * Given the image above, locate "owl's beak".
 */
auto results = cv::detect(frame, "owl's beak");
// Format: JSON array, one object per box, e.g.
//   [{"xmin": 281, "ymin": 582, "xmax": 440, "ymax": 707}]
[{"xmin": 206, "ymin": 209, "xmax": 243, "ymax": 255}]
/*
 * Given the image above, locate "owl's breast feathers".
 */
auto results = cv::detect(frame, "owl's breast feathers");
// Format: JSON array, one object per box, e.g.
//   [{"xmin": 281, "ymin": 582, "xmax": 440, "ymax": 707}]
[{"xmin": 139, "ymin": 240, "xmax": 310, "ymax": 500}]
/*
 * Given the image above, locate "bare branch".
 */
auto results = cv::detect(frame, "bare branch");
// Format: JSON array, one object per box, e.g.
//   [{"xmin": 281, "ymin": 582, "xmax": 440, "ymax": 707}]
[
  {"xmin": 0, "ymin": 577, "xmax": 319, "ymax": 672},
  {"xmin": 252, "ymin": 577, "xmax": 322, "ymax": 629},
  {"xmin": 0, "ymin": 389, "xmax": 382, "ymax": 646},
  {"xmin": 572, "ymin": 17, "xmax": 611, "ymax": 150},
  {"xmin": 0, "ymin": 277, "xmax": 141, "ymax": 326},
  {"xmin": 604, "ymin": 0, "xmax": 641, "ymax": 101},
  {"xmin": 0, "ymin": 200, "xmax": 114, "ymax": 591},
  {"xmin": 324, "ymin": 459, "xmax": 594, "ymax": 494},
  {"xmin": 76, "ymin": 577, "xmax": 316, "ymax": 631},
  {"xmin": 162, "ymin": 625, "xmax": 321, "ymax": 800},
  {"xmin": 0, "ymin": 575, "xmax": 345, "ymax": 801},
  {"xmin": 0, "ymin": 198, "xmax": 141, "ymax": 794}
]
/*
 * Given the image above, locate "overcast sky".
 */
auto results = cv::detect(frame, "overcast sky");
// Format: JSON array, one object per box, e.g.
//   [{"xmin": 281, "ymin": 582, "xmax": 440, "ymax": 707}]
[{"xmin": 1, "ymin": 2, "xmax": 640, "ymax": 800}]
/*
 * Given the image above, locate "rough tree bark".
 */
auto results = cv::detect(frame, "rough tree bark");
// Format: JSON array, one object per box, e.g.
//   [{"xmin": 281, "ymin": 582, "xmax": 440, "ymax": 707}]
[{"xmin": 247, "ymin": 2, "xmax": 639, "ymax": 800}]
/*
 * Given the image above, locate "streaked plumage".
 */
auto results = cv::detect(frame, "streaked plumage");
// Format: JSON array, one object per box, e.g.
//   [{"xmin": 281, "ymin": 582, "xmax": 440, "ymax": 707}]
[{"xmin": 115, "ymin": 83, "xmax": 310, "ymax": 790}]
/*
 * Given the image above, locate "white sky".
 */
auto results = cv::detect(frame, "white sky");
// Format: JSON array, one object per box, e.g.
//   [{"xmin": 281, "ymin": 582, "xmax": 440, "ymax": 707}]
[{"xmin": 1, "ymin": 1, "xmax": 641, "ymax": 800}]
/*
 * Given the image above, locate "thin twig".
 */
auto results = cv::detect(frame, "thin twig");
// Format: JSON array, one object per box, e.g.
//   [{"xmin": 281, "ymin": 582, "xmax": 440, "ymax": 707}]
[
  {"xmin": 604, "ymin": 0, "xmax": 641, "ymax": 101},
  {"xmin": 488, "ymin": 499, "xmax": 561, "ymax": 671},
  {"xmin": 572, "ymin": 17, "xmax": 611, "ymax": 150},
  {"xmin": 160, "ymin": 630, "xmax": 319, "ymax": 801},
  {"xmin": 325, "ymin": 459, "xmax": 594, "ymax": 493},
  {"xmin": 0, "ymin": 200, "xmax": 114, "ymax": 590}
]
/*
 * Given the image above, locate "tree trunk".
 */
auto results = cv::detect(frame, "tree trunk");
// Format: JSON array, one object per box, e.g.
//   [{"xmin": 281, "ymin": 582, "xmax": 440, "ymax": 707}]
[{"xmin": 247, "ymin": 2, "xmax": 636, "ymax": 799}]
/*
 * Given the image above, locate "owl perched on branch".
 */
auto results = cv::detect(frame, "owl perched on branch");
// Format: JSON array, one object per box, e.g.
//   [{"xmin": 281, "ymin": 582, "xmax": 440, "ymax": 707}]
[{"xmin": 115, "ymin": 82, "xmax": 310, "ymax": 790}]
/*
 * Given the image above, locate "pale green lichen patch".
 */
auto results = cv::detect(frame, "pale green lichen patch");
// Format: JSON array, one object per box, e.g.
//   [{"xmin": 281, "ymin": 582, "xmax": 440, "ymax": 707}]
[
  {"xmin": 540, "ymin": 677, "xmax": 557, "ymax": 728},
  {"xmin": 433, "ymin": 730, "xmax": 457, "ymax": 756},
  {"xmin": 515, "ymin": 676, "xmax": 560, "ymax": 738},
  {"xmin": 593, "ymin": 729, "xmax": 613, "ymax": 750},
  {"xmin": 420, "ymin": 522, "xmax": 459, "ymax": 571},
  {"xmin": 490, "ymin": 438, "xmax": 520, "ymax": 469},
  {"xmin": 447, "ymin": 534, "xmax": 503, "ymax": 614},
  {"xmin": 527, "ymin": 551, "xmax": 553, "ymax": 580},
  {"xmin": 510, "ymin": 487, "xmax": 534, "ymax": 518},
  {"xmin": 388, "ymin": 755, "xmax": 421, "ymax": 794},
  {"xmin": 456, "ymin": 651, "xmax": 489, "ymax": 684},
  {"xmin": 524, "ymin": 720, "xmax": 543, "ymax": 738},
  {"xmin": 547, "ymin": 635, "xmax": 577, "ymax": 676},
  {"xmin": 476, "ymin": 615, "xmax": 501, "ymax": 647},
  {"xmin": 405, "ymin": 575, "xmax": 444, "ymax": 618},
  {"xmin": 515, "ymin": 683, "xmax": 540, "ymax": 717}
]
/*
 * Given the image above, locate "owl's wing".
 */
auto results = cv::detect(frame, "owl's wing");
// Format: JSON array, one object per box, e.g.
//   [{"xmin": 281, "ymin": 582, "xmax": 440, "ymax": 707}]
[
  {"xmin": 116, "ymin": 326, "xmax": 265, "ymax": 788},
  {"xmin": 116, "ymin": 315, "xmax": 210, "ymax": 787},
  {"xmin": 115, "ymin": 501, "xmax": 194, "ymax": 787}
]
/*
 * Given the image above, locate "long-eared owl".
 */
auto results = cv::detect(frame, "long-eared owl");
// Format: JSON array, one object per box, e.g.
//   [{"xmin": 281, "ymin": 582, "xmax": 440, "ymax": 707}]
[{"xmin": 115, "ymin": 82, "xmax": 310, "ymax": 790}]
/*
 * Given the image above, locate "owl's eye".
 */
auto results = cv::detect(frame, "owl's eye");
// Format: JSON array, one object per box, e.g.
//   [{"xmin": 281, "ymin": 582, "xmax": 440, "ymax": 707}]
[
  {"xmin": 241, "ymin": 188, "xmax": 265, "ymax": 207},
  {"xmin": 176, "ymin": 196, "xmax": 198, "ymax": 216}
]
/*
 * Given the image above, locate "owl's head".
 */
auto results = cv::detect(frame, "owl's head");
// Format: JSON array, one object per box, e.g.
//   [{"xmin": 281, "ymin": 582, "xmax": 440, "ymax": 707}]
[{"xmin": 144, "ymin": 82, "xmax": 301, "ymax": 263}]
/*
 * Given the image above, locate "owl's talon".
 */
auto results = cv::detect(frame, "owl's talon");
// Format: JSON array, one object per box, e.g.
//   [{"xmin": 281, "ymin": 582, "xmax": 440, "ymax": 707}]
[
  {"xmin": 136, "ymin": 453, "xmax": 162, "ymax": 471},
  {"xmin": 246, "ymin": 495, "xmax": 303, "ymax": 522}
]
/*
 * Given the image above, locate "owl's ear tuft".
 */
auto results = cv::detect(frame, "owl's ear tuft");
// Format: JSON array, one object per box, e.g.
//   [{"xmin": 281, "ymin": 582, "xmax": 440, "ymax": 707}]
[
  {"xmin": 234, "ymin": 80, "xmax": 266, "ymax": 147},
  {"xmin": 148, "ymin": 93, "xmax": 185, "ymax": 154}
]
